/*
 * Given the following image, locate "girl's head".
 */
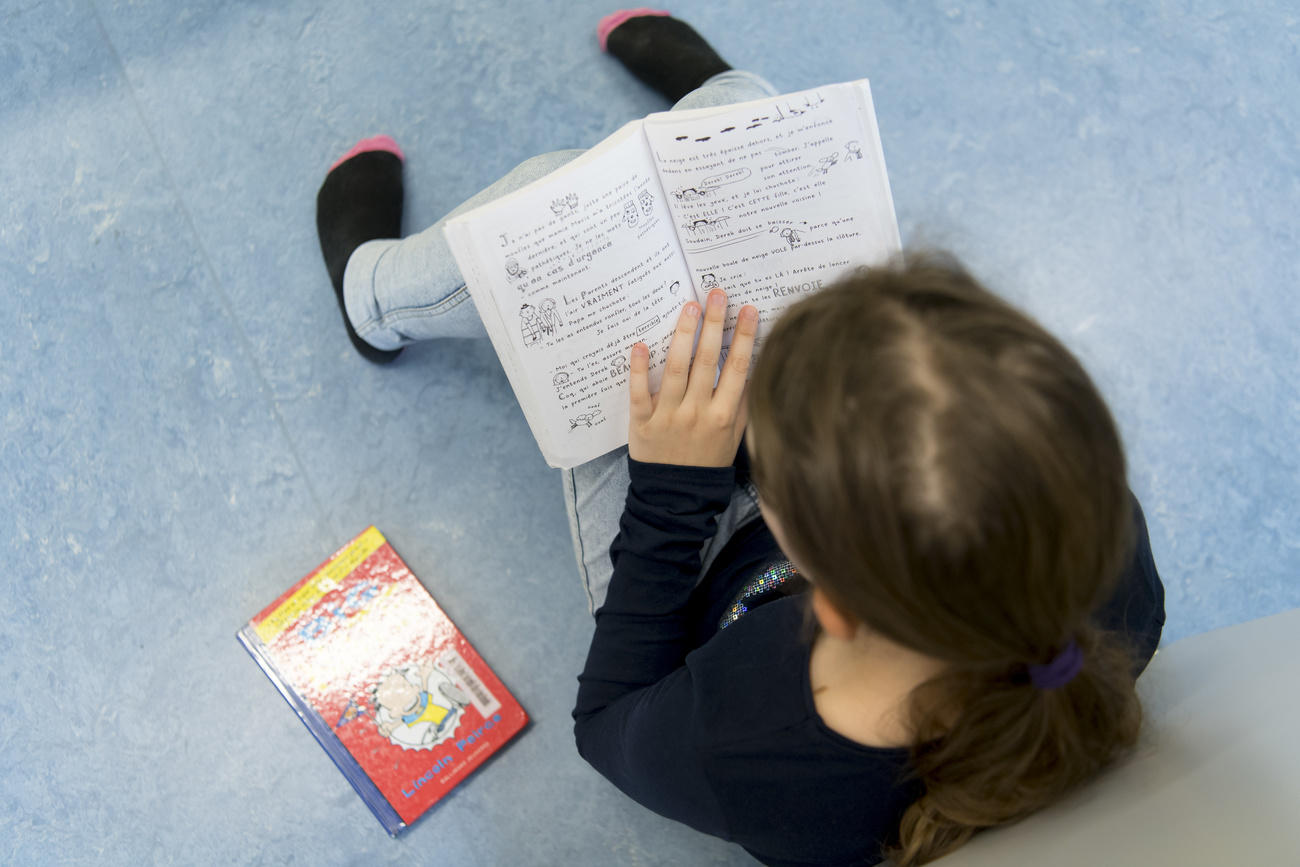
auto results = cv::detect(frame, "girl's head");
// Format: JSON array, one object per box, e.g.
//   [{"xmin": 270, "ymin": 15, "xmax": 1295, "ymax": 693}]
[{"xmin": 748, "ymin": 254, "xmax": 1142, "ymax": 865}]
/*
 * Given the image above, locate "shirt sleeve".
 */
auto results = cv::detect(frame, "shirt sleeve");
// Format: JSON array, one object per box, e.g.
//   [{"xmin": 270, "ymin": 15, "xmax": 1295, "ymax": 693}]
[
  {"xmin": 1094, "ymin": 492, "xmax": 1167, "ymax": 676},
  {"xmin": 571, "ymin": 457, "xmax": 736, "ymax": 836}
]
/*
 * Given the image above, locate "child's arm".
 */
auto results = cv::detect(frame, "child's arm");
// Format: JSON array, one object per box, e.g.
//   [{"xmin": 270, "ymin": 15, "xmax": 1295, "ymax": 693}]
[
  {"xmin": 576, "ymin": 288, "xmax": 759, "ymax": 693},
  {"xmin": 575, "ymin": 287, "xmax": 758, "ymax": 714},
  {"xmin": 574, "ymin": 459, "xmax": 734, "ymax": 712},
  {"xmin": 571, "ymin": 457, "xmax": 735, "ymax": 836},
  {"xmin": 570, "ymin": 290, "xmax": 759, "ymax": 833}
]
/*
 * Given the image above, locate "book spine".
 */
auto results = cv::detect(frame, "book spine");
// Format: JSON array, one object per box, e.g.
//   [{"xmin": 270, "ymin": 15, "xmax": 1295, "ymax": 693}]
[{"xmin": 236, "ymin": 625, "xmax": 408, "ymax": 836}]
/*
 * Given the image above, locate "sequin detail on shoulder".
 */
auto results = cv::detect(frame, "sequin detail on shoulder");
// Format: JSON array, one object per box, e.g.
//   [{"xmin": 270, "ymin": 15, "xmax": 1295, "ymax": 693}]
[{"xmin": 719, "ymin": 559, "xmax": 805, "ymax": 629}]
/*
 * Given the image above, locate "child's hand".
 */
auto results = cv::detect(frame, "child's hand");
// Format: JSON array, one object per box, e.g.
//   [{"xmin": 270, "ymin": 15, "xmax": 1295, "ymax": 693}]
[{"xmin": 628, "ymin": 288, "xmax": 759, "ymax": 467}]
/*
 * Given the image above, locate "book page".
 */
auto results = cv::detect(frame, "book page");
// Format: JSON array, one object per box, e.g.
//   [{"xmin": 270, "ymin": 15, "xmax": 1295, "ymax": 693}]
[
  {"xmin": 643, "ymin": 81, "xmax": 900, "ymax": 354},
  {"xmin": 446, "ymin": 123, "xmax": 694, "ymax": 468}
]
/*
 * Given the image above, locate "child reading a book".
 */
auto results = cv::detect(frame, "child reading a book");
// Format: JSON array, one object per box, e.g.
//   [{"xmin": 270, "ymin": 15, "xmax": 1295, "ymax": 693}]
[{"xmin": 315, "ymin": 11, "xmax": 1164, "ymax": 866}]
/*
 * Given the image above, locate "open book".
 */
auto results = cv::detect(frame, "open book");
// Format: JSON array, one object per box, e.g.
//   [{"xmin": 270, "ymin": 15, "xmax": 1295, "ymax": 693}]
[{"xmin": 445, "ymin": 80, "xmax": 900, "ymax": 468}]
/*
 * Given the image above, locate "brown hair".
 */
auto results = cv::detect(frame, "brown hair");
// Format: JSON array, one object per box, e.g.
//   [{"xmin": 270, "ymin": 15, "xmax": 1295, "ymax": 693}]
[{"xmin": 748, "ymin": 254, "xmax": 1142, "ymax": 865}]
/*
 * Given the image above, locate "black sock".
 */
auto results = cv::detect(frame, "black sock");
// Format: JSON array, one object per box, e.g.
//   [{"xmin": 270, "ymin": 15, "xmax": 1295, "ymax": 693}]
[
  {"xmin": 605, "ymin": 16, "xmax": 732, "ymax": 103},
  {"xmin": 315, "ymin": 149, "xmax": 404, "ymax": 364}
]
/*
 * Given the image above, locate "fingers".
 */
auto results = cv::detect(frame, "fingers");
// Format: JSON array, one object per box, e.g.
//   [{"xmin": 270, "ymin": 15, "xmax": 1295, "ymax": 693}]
[
  {"xmin": 686, "ymin": 289, "xmax": 727, "ymax": 401},
  {"xmin": 628, "ymin": 342, "xmax": 652, "ymax": 424},
  {"xmin": 636, "ymin": 290, "xmax": 757, "ymax": 419},
  {"xmin": 712, "ymin": 304, "xmax": 759, "ymax": 413},
  {"xmin": 658, "ymin": 300, "xmax": 701, "ymax": 408}
]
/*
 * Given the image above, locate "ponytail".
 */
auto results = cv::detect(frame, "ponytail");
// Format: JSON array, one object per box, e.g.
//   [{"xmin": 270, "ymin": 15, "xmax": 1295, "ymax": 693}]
[{"xmin": 889, "ymin": 625, "xmax": 1142, "ymax": 865}]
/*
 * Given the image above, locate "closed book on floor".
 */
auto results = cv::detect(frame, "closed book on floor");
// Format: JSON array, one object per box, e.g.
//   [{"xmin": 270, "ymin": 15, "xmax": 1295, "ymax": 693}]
[{"xmin": 238, "ymin": 526, "xmax": 528, "ymax": 835}]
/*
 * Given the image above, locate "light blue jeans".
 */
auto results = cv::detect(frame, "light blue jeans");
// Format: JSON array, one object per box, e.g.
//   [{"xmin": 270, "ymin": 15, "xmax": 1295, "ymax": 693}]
[{"xmin": 343, "ymin": 71, "xmax": 776, "ymax": 612}]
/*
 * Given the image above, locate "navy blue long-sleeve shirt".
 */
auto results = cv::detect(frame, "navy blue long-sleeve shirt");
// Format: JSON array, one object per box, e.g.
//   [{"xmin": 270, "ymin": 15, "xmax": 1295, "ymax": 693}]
[{"xmin": 573, "ymin": 459, "xmax": 1165, "ymax": 866}]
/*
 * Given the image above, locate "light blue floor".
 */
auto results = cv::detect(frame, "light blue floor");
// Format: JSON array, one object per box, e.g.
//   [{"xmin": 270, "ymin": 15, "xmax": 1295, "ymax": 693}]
[{"xmin": 2, "ymin": 1, "xmax": 1297, "ymax": 864}]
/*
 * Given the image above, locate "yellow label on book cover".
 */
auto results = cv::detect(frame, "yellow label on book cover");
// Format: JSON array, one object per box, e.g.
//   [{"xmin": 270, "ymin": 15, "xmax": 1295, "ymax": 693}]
[{"xmin": 254, "ymin": 526, "xmax": 386, "ymax": 644}]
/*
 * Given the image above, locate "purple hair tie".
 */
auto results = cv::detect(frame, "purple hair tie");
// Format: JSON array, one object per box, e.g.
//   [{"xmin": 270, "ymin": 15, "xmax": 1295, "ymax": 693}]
[{"xmin": 1028, "ymin": 640, "xmax": 1084, "ymax": 690}]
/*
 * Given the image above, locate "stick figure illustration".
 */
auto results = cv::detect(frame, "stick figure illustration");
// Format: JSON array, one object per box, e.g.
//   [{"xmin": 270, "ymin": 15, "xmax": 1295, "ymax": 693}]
[
  {"xmin": 521, "ymin": 303, "xmax": 542, "ymax": 345},
  {"xmin": 538, "ymin": 298, "xmax": 562, "ymax": 335},
  {"xmin": 673, "ymin": 186, "xmax": 711, "ymax": 201},
  {"xmin": 569, "ymin": 408, "xmax": 603, "ymax": 430},
  {"xmin": 775, "ymin": 227, "xmax": 801, "ymax": 249}
]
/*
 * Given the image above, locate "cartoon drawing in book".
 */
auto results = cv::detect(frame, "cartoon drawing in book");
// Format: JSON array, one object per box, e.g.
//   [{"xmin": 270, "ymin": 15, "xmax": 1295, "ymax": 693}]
[
  {"xmin": 844, "ymin": 140, "xmax": 864, "ymax": 160},
  {"xmin": 701, "ymin": 272, "xmax": 720, "ymax": 290},
  {"xmin": 505, "ymin": 257, "xmax": 528, "ymax": 282},
  {"xmin": 520, "ymin": 303, "xmax": 542, "ymax": 345},
  {"xmin": 569, "ymin": 408, "xmax": 603, "ymax": 430},
  {"xmin": 372, "ymin": 659, "xmax": 471, "ymax": 751},
  {"xmin": 672, "ymin": 185, "xmax": 713, "ymax": 202},
  {"xmin": 774, "ymin": 226, "xmax": 802, "ymax": 249},
  {"xmin": 538, "ymin": 298, "xmax": 562, "ymax": 336},
  {"xmin": 550, "ymin": 193, "xmax": 579, "ymax": 217},
  {"xmin": 623, "ymin": 201, "xmax": 639, "ymax": 227},
  {"xmin": 684, "ymin": 217, "xmax": 729, "ymax": 235},
  {"xmin": 816, "ymin": 153, "xmax": 840, "ymax": 174},
  {"xmin": 638, "ymin": 190, "xmax": 655, "ymax": 215}
]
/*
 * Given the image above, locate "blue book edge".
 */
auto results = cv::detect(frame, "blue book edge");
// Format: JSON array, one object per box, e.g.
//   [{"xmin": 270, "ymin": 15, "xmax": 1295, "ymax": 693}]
[{"xmin": 236, "ymin": 625, "xmax": 408, "ymax": 836}]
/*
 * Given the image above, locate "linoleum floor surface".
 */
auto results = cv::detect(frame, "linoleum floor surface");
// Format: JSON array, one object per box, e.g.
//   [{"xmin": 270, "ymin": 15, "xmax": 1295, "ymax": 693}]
[{"xmin": 2, "ymin": 2, "xmax": 1296, "ymax": 864}]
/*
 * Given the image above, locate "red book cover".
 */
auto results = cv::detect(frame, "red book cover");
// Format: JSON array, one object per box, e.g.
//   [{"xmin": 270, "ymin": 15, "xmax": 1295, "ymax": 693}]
[{"xmin": 237, "ymin": 526, "xmax": 528, "ymax": 834}]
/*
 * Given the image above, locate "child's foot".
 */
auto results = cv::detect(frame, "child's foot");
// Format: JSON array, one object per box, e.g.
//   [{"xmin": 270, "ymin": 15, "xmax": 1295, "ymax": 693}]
[
  {"xmin": 598, "ymin": 9, "xmax": 731, "ymax": 103},
  {"xmin": 315, "ymin": 135, "xmax": 405, "ymax": 364}
]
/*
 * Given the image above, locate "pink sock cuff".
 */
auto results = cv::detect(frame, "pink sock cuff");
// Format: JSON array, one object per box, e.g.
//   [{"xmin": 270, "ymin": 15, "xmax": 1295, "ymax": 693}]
[
  {"xmin": 329, "ymin": 135, "xmax": 405, "ymax": 172},
  {"xmin": 597, "ymin": 8, "xmax": 671, "ymax": 52}
]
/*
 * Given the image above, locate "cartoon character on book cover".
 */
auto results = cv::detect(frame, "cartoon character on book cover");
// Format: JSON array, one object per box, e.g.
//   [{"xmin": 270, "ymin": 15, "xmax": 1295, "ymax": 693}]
[{"xmin": 372, "ymin": 658, "xmax": 471, "ymax": 750}]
